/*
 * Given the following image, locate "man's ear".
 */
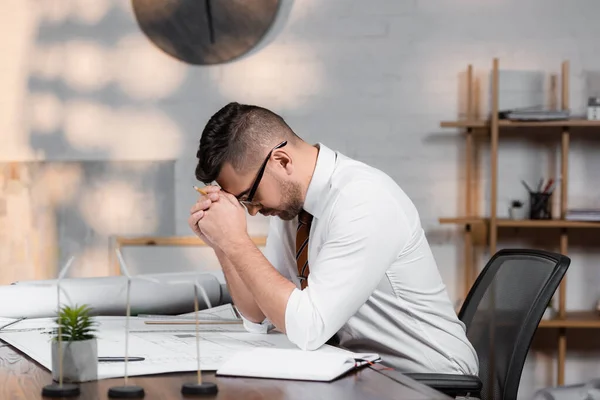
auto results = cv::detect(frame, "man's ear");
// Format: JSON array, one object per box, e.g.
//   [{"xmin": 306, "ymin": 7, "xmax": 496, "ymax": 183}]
[{"xmin": 272, "ymin": 149, "xmax": 294, "ymax": 176}]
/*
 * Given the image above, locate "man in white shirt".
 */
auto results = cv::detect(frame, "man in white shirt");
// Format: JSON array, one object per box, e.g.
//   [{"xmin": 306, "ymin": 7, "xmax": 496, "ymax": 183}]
[{"xmin": 188, "ymin": 102, "xmax": 479, "ymax": 375}]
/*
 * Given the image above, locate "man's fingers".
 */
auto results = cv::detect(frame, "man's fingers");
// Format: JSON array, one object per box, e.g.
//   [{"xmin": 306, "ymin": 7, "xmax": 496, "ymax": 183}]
[
  {"xmin": 194, "ymin": 192, "xmax": 218, "ymax": 207},
  {"xmin": 190, "ymin": 199, "xmax": 211, "ymax": 214},
  {"xmin": 220, "ymin": 191, "xmax": 243, "ymax": 207},
  {"xmin": 188, "ymin": 210, "xmax": 205, "ymax": 231},
  {"xmin": 190, "ymin": 192, "xmax": 219, "ymax": 214},
  {"xmin": 207, "ymin": 192, "xmax": 219, "ymax": 201}
]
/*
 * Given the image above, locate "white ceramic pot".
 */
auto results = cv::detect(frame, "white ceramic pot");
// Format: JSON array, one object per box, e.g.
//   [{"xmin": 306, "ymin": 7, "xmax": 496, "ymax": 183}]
[
  {"xmin": 51, "ymin": 338, "xmax": 98, "ymax": 383},
  {"xmin": 542, "ymin": 307, "xmax": 556, "ymax": 320},
  {"xmin": 509, "ymin": 206, "xmax": 526, "ymax": 220}
]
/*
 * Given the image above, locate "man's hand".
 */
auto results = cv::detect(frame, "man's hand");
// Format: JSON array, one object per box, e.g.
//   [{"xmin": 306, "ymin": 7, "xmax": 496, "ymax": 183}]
[
  {"xmin": 188, "ymin": 185, "xmax": 220, "ymax": 238},
  {"xmin": 197, "ymin": 191, "xmax": 248, "ymax": 252}
]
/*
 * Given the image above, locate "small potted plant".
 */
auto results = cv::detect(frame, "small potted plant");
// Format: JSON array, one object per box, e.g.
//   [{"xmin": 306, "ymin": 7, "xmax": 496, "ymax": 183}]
[{"xmin": 51, "ymin": 304, "xmax": 98, "ymax": 383}]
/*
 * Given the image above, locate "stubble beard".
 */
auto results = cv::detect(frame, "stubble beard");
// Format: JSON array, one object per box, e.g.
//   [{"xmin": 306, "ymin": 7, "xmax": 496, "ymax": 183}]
[{"xmin": 265, "ymin": 178, "xmax": 303, "ymax": 221}]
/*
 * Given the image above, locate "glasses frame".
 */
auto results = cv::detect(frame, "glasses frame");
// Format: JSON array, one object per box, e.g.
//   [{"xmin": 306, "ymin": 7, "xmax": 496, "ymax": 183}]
[{"xmin": 238, "ymin": 140, "xmax": 287, "ymax": 207}]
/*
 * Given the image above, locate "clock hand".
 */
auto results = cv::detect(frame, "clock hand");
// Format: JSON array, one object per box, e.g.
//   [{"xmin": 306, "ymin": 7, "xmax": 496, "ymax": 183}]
[{"xmin": 205, "ymin": 0, "xmax": 215, "ymax": 44}]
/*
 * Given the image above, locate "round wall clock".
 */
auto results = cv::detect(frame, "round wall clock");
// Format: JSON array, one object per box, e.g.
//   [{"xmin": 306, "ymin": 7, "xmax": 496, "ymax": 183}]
[{"xmin": 131, "ymin": 0, "xmax": 281, "ymax": 65}]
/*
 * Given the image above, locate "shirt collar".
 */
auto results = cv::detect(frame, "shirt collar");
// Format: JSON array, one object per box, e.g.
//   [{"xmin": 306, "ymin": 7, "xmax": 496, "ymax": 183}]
[{"xmin": 303, "ymin": 143, "xmax": 336, "ymax": 219}]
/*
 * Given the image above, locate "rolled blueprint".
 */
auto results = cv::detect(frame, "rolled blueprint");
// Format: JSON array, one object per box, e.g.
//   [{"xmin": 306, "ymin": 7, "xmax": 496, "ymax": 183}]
[{"xmin": 0, "ymin": 272, "xmax": 225, "ymax": 319}]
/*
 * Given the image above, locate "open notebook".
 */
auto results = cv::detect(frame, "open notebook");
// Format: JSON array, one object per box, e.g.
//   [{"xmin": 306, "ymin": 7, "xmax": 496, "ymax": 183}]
[{"xmin": 216, "ymin": 345, "xmax": 380, "ymax": 382}]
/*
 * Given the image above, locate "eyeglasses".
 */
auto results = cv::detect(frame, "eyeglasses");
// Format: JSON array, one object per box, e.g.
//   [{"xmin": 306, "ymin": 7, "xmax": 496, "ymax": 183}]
[{"xmin": 237, "ymin": 140, "xmax": 287, "ymax": 207}]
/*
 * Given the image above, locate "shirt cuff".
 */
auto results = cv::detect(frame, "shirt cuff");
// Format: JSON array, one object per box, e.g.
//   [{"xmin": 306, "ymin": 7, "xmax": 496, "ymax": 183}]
[{"xmin": 240, "ymin": 313, "xmax": 272, "ymax": 334}]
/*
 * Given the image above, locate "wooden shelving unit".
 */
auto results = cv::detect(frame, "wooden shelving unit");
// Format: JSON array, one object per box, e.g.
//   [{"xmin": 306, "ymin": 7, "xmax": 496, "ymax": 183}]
[{"xmin": 440, "ymin": 58, "xmax": 600, "ymax": 386}]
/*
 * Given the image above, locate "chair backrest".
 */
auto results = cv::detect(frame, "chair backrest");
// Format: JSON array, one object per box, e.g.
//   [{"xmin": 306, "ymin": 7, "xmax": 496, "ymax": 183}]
[{"xmin": 458, "ymin": 249, "xmax": 570, "ymax": 400}]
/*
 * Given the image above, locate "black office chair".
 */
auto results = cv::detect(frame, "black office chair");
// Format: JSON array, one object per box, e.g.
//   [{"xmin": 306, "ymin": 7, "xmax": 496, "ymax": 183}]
[{"xmin": 406, "ymin": 248, "xmax": 571, "ymax": 400}]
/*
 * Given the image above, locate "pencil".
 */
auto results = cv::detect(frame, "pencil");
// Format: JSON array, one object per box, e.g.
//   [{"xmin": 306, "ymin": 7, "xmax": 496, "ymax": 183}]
[{"xmin": 193, "ymin": 186, "xmax": 207, "ymax": 195}]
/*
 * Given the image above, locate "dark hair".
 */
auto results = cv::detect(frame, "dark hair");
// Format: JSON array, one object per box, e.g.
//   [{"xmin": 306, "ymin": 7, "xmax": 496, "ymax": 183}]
[{"xmin": 195, "ymin": 102, "xmax": 298, "ymax": 183}]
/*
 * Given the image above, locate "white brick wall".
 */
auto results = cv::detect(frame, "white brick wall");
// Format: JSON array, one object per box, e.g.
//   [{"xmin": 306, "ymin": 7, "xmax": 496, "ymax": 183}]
[{"xmin": 2, "ymin": 0, "xmax": 600, "ymax": 396}]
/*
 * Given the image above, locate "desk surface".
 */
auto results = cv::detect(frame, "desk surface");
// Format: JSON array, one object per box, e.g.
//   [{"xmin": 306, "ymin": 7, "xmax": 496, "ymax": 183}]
[{"xmin": 0, "ymin": 343, "xmax": 449, "ymax": 400}]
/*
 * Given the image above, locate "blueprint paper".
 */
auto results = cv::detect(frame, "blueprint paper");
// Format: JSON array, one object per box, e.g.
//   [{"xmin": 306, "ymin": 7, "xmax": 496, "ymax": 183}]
[{"xmin": 0, "ymin": 316, "xmax": 296, "ymax": 379}]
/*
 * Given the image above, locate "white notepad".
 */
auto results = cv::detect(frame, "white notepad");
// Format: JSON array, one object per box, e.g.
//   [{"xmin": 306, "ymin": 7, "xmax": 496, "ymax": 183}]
[{"xmin": 216, "ymin": 345, "xmax": 380, "ymax": 381}]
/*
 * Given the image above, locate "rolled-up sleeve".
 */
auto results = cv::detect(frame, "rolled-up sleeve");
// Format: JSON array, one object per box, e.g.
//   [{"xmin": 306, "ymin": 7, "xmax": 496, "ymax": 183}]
[{"xmin": 284, "ymin": 182, "xmax": 410, "ymax": 350}]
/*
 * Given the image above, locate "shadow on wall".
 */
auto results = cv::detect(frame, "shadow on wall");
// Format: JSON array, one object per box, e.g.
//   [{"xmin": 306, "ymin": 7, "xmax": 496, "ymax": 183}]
[
  {"xmin": 11, "ymin": 0, "xmax": 305, "ymax": 281},
  {"xmin": 10, "ymin": 0, "xmax": 225, "ymax": 281},
  {"xmin": 26, "ymin": 0, "xmax": 190, "ymax": 161}
]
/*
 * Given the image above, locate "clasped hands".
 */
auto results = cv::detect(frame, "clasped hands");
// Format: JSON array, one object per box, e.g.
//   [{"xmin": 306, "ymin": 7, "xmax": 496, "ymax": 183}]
[{"xmin": 188, "ymin": 185, "xmax": 248, "ymax": 252}]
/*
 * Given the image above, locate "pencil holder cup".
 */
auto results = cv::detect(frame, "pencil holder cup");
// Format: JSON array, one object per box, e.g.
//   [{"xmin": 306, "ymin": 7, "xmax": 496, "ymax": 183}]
[{"xmin": 529, "ymin": 192, "xmax": 552, "ymax": 220}]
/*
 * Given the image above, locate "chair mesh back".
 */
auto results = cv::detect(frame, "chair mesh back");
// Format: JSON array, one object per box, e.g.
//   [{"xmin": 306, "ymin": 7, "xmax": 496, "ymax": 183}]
[{"xmin": 459, "ymin": 250, "xmax": 569, "ymax": 400}]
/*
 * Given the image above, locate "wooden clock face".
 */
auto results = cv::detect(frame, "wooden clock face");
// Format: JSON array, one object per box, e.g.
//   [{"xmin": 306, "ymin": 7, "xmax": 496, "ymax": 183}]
[{"xmin": 131, "ymin": 0, "xmax": 281, "ymax": 65}]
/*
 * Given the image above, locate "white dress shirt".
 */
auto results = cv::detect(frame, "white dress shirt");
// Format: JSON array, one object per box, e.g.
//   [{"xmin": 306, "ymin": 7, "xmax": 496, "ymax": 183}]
[{"xmin": 241, "ymin": 143, "xmax": 479, "ymax": 375}]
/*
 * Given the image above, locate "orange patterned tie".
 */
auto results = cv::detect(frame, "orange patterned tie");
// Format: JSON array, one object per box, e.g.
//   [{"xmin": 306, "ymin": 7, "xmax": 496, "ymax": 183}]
[{"xmin": 296, "ymin": 210, "xmax": 313, "ymax": 290}]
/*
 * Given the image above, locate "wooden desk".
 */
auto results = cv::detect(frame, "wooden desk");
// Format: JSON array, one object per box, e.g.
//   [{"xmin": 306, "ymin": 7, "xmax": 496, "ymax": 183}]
[{"xmin": 0, "ymin": 343, "xmax": 450, "ymax": 400}]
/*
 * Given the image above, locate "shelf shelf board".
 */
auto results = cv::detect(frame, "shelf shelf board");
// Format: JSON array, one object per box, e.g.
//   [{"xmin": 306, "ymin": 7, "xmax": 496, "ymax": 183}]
[
  {"xmin": 538, "ymin": 311, "xmax": 600, "ymax": 328},
  {"xmin": 497, "ymin": 219, "xmax": 600, "ymax": 228},
  {"xmin": 440, "ymin": 120, "xmax": 489, "ymax": 128},
  {"xmin": 439, "ymin": 217, "xmax": 600, "ymax": 228},
  {"xmin": 440, "ymin": 119, "xmax": 600, "ymax": 129},
  {"xmin": 438, "ymin": 217, "xmax": 487, "ymax": 225}
]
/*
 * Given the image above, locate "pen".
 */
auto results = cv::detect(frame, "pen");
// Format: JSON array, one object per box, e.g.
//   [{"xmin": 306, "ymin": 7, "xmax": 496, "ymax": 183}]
[
  {"xmin": 98, "ymin": 357, "xmax": 145, "ymax": 362},
  {"xmin": 542, "ymin": 178, "xmax": 554, "ymax": 193},
  {"xmin": 537, "ymin": 177, "xmax": 544, "ymax": 192},
  {"xmin": 193, "ymin": 186, "xmax": 207, "ymax": 195},
  {"xmin": 546, "ymin": 181, "xmax": 557, "ymax": 194},
  {"xmin": 521, "ymin": 180, "xmax": 533, "ymax": 193}
]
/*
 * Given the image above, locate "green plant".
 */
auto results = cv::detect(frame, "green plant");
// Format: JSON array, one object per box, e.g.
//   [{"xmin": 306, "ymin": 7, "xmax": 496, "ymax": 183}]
[{"xmin": 54, "ymin": 304, "xmax": 96, "ymax": 342}]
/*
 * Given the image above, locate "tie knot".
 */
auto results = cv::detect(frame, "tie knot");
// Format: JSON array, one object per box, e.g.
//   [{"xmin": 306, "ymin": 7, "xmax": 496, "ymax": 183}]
[{"xmin": 298, "ymin": 210, "xmax": 313, "ymax": 225}]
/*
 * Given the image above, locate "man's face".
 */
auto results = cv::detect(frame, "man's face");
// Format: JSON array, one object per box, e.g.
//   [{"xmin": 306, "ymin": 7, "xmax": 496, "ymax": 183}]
[{"xmin": 217, "ymin": 161, "xmax": 303, "ymax": 221}]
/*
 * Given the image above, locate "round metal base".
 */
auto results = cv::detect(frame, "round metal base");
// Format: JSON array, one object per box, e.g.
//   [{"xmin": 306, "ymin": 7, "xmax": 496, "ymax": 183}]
[
  {"xmin": 41, "ymin": 383, "xmax": 80, "ymax": 397},
  {"xmin": 108, "ymin": 385, "xmax": 145, "ymax": 398},
  {"xmin": 181, "ymin": 382, "xmax": 218, "ymax": 396}
]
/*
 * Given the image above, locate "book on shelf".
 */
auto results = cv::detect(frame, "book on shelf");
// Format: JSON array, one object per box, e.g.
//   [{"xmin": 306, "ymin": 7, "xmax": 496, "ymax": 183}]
[
  {"xmin": 565, "ymin": 209, "xmax": 600, "ymax": 221},
  {"xmin": 498, "ymin": 106, "xmax": 570, "ymax": 121}
]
